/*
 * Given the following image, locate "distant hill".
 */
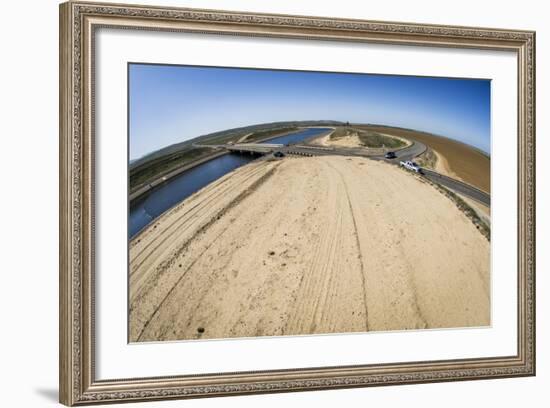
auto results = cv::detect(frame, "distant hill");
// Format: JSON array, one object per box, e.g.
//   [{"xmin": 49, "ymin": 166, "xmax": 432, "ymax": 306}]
[{"xmin": 130, "ymin": 120, "xmax": 343, "ymax": 169}]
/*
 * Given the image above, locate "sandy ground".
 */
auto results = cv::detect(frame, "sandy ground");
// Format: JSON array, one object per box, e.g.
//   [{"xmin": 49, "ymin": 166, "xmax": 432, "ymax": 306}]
[
  {"xmin": 408, "ymin": 149, "xmax": 490, "ymax": 224},
  {"xmin": 129, "ymin": 156, "xmax": 490, "ymax": 342},
  {"xmin": 316, "ymin": 132, "xmax": 362, "ymax": 147},
  {"xmin": 459, "ymin": 193, "xmax": 491, "ymax": 222},
  {"xmin": 357, "ymin": 125, "xmax": 491, "ymax": 193},
  {"xmin": 314, "ymin": 131, "xmax": 410, "ymax": 150},
  {"xmin": 431, "ymin": 150, "xmax": 490, "ymax": 222}
]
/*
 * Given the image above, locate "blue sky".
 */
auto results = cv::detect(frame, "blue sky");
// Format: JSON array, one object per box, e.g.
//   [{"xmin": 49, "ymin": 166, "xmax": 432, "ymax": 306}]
[{"xmin": 129, "ymin": 63, "xmax": 491, "ymax": 160}]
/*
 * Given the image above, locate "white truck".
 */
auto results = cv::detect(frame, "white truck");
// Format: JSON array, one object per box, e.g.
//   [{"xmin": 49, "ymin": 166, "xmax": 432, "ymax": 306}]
[{"xmin": 400, "ymin": 160, "xmax": 423, "ymax": 174}]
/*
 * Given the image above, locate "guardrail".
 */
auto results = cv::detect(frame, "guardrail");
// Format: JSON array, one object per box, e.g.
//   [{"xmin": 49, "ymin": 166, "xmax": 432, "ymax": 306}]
[
  {"xmin": 422, "ymin": 169, "xmax": 490, "ymax": 206},
  {"xmin": 293, "ymin": 144, "xmax": 334, "ymax": 151}
]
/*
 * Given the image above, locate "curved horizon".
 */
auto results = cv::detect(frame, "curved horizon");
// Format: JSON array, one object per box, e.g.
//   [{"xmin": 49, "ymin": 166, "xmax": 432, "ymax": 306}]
[{"xmin": 129, "ymin": 64, "xmax": 491, "ymax": 160}]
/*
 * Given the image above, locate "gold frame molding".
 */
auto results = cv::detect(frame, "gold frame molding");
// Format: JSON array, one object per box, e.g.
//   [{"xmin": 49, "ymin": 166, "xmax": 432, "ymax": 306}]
[{"xmin": 59, "ymin": 1, "xmax": 536, "ymax": 405}]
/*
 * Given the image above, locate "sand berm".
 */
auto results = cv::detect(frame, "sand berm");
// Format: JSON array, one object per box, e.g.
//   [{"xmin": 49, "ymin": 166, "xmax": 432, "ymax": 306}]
[{"xmin": 129, "ymin": 156, "xmax": 490, "ymax": 342}]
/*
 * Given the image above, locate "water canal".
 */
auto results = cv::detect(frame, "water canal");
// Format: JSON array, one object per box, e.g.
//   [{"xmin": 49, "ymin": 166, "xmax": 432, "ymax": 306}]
[{"xmin": 129, "ymin": 127, "xmax": 331, "ymax": 238}]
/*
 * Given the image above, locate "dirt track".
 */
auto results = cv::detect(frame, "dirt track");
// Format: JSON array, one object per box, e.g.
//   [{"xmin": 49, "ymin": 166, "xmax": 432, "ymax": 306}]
[{"xmin": 129, "ymin": 156, "xmax": 490, "ymax": 342}]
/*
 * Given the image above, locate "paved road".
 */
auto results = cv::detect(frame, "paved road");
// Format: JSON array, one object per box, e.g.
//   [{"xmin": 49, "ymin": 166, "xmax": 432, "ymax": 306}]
[
  {"xmin": 393, "ymin": 140, "xmax": 427, "ymax": 161},
  {"xmin": 381, "ymin": 141, "xmax": 489, "ymax": 206},
  {"xmin": 209, "ymin": 136, "xmax": 489, "ymax": 207},
  {"xmin": 226, "ymin": 143, "xmax": 284, "ymax": 154},
  {"xmin": 287, "ymin": 139, "xmax": 426, "ymax": 160},
  {"xmin": 421, "ymin": 169, "xmax": 490, "ymax": 206},
  {"xmin": 276, "ymin": 142, "xmax": 490, "ymax": 206},
  {"xmin": 280, "ymin": 140, "xmax": 425, "ymax": 159}
]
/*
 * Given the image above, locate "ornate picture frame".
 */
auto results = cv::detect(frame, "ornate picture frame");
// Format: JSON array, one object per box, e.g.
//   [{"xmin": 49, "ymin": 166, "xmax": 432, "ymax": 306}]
[{"xmin": 59, "ymin": 1, "xmax": 535, "ymax": 405}]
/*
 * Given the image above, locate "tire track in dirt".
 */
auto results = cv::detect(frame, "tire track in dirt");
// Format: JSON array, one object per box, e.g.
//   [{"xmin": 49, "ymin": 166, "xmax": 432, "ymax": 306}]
[
  {"xmin": 130, "ymin": 164, "xmax": 252, "ymax": 261},
  {"xmin": 283, "ymin": 159, "xmax": 367, "ymax": 335},
  {"xmin": 316, "ymin": 203, "xmax": 346, "ymax": 332},
  {"xmin": 142, "ymin": 161, "xmax": 306, "ymax": 340},
  {"xmin": 130, "ymin": 162, "xmax": 265, "ymax": 256},
  {"xmin": 130, "ymin": 156, "xmax": 490, "ymax": 341},
  {"xmin": 344, "ymin": 159, "xmax": 428, "ymax": 331},
  {"xmin": 282, "ymin": 161, "xmax": 337, "ymax": 334},
  {"xmin": 326, "ymin": 160, "xmax": 371, "ymax": 331},
  {"xmin": 135, "ymin": 223, "xmax": 232, "ymax": 342},
  {"xmin": 129, "ymin": 163, "xmax": 272, "ymax": 300},
  {"xmin": 130, "ymin": 163, "xmax": 268, "ymax": 275},
  {"xmin": 130, "ymin": 164, "xmax": 280, "ymax": 341},
  {"xmin": 309, "ymin": 188, "xmax": 344, "ymax": 332}
]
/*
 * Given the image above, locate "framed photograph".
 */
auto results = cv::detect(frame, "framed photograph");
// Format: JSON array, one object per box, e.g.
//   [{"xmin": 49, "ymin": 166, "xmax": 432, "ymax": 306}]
[{"xmin": 59, "ymin": 1, "xmax": 536, "ymax": 405}]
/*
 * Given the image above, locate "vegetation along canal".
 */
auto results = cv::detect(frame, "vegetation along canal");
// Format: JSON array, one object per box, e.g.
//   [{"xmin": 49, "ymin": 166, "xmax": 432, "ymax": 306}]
[{"xmin": 129, "ymin": 127, "xmax": 331, "ymax": 238}]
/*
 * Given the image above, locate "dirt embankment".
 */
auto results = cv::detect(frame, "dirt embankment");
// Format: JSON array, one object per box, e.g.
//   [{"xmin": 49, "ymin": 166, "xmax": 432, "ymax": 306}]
[
  {"xmin": 316, "ymin": 132, "xmax": 361, "ymax": 148},
  {"xmin": 417, "ymin": 148, "xmax": 461, "ymax": 180},
  {"xmin": 357, "ymin": 125, "xmax": 490, "ymax": 193},
  {"xmin": 314, "ymin": 128, "xmax": 410, "ymax": 151},
  {"xmin": 129, "ymin": 156, "xmax": 490, "ymax": 342}
]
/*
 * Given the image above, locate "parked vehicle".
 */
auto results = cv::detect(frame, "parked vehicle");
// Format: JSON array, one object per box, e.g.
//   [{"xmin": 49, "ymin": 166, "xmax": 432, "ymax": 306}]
[
  {"xmin": 273, "ymin": 151, "xmax": 285, "ymax": 158},
  {"xmin": 400, "ymin": 160, "xmax": 423, "ymax": 174},
  {"xmin": 385, "ymin": 151, "xmax": 397, "ymax": 159}
]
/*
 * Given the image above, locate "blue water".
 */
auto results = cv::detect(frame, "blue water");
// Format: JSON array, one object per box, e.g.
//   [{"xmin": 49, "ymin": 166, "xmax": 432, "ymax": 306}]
[
  {"xmin": 129, "ymin": 127, "xmax": 331, "ymax": 238},
  {"xmin": 266, "ymin": 127, "xmax": 330, "ymax": 145}
]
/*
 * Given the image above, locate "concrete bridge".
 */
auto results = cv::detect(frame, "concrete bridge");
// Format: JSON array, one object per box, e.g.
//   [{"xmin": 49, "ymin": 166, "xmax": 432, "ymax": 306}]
[
  {"xmin": 226, "ymin": 143, "xmax": 284, "ymax": 155},
  {"xmin": 225, "ymin": 142, "xmax": 490, "ymax": 206},
  {"xmin": 226, "ymin": 142, "xmax": 338, "ymax": 158}
]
